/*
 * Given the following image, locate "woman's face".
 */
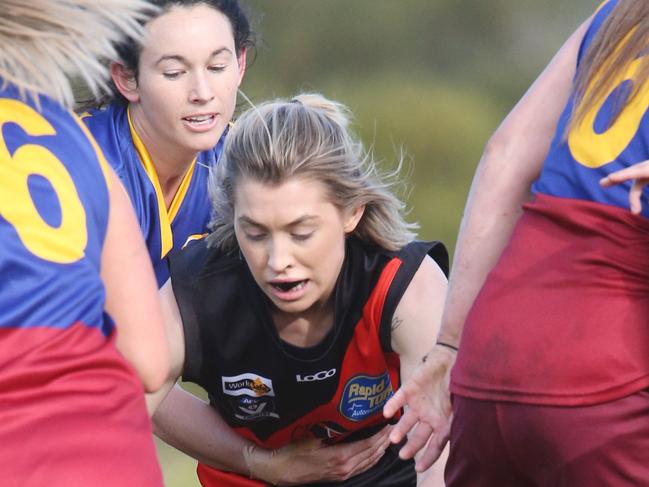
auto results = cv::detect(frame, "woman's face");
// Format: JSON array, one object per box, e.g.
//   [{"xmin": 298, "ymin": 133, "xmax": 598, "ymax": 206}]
[
  {"xmin": 128, "ymin": 4, "xmax": 245, "ymax": 159},
  {"xmin": 234, "ymin": 176, "xmax": 363, "ymax": 316}
]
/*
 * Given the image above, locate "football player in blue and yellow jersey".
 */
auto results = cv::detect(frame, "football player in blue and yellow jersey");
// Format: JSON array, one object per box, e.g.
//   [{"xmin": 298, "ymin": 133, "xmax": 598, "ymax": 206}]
[
  {"xmin": 386, "ymin": 1, "xmax": 649, "ymax": 485},
  {"xmin": 84, "ymin": 0, "xmax": 253, "ymax": 287},
  {"xmin": 0, "ymin": 1, "xmax": 168, "ymax": 485}
]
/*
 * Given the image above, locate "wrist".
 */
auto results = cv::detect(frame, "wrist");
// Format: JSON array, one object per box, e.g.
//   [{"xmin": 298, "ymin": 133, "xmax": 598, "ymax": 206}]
[{"xmin": 435, "ymin": 340, "xmax": 458, "ymax": 353}]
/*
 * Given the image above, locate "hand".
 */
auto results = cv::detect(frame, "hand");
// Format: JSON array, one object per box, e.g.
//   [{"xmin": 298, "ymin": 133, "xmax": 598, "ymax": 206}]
[
  {"xmin": 600, "ymin": 160, "xmax": 649, "ymax": 214},
  {"xmin": 243, "ymin": 425, "xmax": 392, "ymax": 485},
  {"xmin": 383, "ymin": 345, "xmax": 455, "ymax": 472}
]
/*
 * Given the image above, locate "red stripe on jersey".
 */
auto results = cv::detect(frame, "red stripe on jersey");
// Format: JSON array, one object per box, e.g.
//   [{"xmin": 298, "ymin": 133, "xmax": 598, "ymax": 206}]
[{"xmin": 197, "ymin": 257, "xmax": 404, "ymax": 486}]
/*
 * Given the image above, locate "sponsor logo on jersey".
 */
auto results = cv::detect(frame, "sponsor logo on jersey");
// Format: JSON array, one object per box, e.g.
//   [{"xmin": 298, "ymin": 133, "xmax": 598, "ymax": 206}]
[
  {"xmin": 229, "ymin": 396, "xmax": 280, "ymax": 421},
  {"xmin": 222, "ymin": 373, "xmax": 274, "ymax": 397},
  {"xmin": 296, "ymin": 368, "xmax": 337, "ymax": 382},
  {"xmin": 339, "ymin": 372, "xmax": 393, "ymax": 422}
]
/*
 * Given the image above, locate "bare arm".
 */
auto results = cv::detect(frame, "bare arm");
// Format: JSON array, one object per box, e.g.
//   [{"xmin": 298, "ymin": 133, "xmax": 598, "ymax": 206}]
[
  {"xmin": 101, "ymin": 166, "xmax": 168, "ymax": 393},
  {"xmin": 440, "ymin": 17, "xmax": 591, "ymax": 347},
  {"xmin": 385, "ymin": 16, "xmax": 593, "ymax": 470},
  {"xmin": 390, "ymin": 256, "xmax": 448, "ymax": 486}
]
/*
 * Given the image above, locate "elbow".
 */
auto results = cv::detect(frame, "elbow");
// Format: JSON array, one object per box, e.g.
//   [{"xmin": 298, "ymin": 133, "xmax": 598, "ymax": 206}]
[
  {"xmin": 478, "ymin": 125, "xmax": 546, "ymax": 187},
  {"xmin": 139, "ymin": 352, "xmax": 171, "ymax": 393}
]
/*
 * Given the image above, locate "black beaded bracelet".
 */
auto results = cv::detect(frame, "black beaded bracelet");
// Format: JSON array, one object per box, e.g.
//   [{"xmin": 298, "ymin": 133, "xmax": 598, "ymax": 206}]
[{"xmin": 435, "ymin": 340, "xmax": 459, "ymax": 352}]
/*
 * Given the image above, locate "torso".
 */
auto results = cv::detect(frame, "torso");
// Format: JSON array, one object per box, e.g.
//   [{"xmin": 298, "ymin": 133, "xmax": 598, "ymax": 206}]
[
  {"xmin": 452, "ymin": 0, "xmax": 649, "ymax": 406},
  {"xmin": 170, "ymin": 237, "xmax": 448, "ymax": 486}
]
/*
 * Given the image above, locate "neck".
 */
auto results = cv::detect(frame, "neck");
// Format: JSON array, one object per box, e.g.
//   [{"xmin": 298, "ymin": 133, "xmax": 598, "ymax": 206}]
[
  {"xmin": 273, "ymin": 298, "xmax": 335, "ymax": 348},
  {"xmin": 129, "ymin": 105, "xmax": 197, "ymax": 209}
]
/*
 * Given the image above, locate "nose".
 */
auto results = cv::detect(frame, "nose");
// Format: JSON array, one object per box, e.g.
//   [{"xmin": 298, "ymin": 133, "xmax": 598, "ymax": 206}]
[
  {"xmin": 189, "ymin": 71, "xmax": 215, "ymax": 103},
  {"xmin": 267, "ymin": 236, "xmax": 293, "ymax": 273}
]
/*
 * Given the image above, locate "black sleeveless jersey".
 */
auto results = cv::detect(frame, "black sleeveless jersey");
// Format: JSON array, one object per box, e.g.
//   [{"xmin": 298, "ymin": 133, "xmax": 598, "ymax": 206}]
[{"xmin": 169, "ymin": 237, "xmax": 448, "ymax": 487}]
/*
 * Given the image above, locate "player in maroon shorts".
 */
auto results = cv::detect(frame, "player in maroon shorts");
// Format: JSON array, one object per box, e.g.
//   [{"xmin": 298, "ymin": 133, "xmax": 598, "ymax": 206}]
[{"xmin": 385, "ymin": 1, "xmax": 649, "ymax": 485}]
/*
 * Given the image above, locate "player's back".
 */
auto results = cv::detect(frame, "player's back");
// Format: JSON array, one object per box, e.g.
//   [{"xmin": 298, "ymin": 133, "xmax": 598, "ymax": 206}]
[{"xmin": 0, "ymin": 83, "xmax": 162, "ymax": 487}]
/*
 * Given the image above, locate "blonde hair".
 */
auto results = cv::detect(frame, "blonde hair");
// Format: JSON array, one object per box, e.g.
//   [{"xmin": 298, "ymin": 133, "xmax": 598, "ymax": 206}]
[
  {"xmin": 570, "ymin": 0, "xmax": 649, "ymax": 130},
  {"xmin": 0, "ymin": 0, "xmax": 155, "ymax": 107},
  {"xmin": 208, "ymin": 93, "xmax": 418, "ymax": 252}
]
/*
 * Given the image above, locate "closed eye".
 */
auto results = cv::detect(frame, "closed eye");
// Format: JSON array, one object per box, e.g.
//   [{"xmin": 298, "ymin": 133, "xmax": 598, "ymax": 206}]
[
  {"xmin": 208, "ymin": 65, "xmax": 226, "ymax": 73},
  {"xmin": 163, "ymin": 71, "xmax": 184, "ymax": 80},
  {"xmin": 291, "ymin": 232, "xmax": 314, "ymax": 242},
  {"xmin": 244, "ymin": 232, "xmax": 267, "ymax": 242}
]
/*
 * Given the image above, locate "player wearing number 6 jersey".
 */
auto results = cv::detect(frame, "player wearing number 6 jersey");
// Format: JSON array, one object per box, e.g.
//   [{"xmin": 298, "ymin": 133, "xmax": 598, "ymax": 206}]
[
  {"xmin": 384, "ymin": 1, "xmax": 649, "ymax": 485},
  {"xmin": 0, "ymin": 2, "xmax": 167, "ymax": 486}
]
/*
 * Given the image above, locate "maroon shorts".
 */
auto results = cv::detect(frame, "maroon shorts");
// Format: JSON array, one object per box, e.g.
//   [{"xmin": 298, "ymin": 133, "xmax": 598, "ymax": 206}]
[{"xmin": 446, "ymin": 391, "xmax": 649, "ymax": 486}]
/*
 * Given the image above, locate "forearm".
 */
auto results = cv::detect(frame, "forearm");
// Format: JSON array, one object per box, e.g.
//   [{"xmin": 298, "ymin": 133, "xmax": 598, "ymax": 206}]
[{"xmin": 152, "ymin": 384, "xmax": 249, "ymax": 473}]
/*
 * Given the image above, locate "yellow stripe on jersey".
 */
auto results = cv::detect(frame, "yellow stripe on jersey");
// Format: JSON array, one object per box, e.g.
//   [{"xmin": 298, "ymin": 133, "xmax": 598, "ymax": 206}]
[
  {"xmin": 168, "ymin": 161, "xmax": 196, "ymax": 223},
  {"xmin": 127, "ymin": 107, "xmax": 196, "ymax": 259}
]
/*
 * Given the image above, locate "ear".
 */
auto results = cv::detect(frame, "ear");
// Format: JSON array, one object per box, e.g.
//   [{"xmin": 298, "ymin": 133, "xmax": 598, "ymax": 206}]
[
  {"xmin": 110, "ymin": 61, "xmax": 140, "ymax": 103},
  {"xmin": 343, "ymin": 205, "xmax": 365, "ymax": 234},
  {"xmin": 236, "ymin": 48, "xmax": 247, "ymax": 87}
]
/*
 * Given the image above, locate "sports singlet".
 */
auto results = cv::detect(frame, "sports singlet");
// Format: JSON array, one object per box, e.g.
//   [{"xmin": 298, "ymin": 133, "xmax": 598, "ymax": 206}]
[
  {"xmin": 170, "ymin": 237, "xmax": 448, "ymax": 486},
  {"xmin": 84, "ymin": 102, "xmax": 225, "ymax": 286},
  {"xmin": 0, "ymin": 84, "xmax": 162, "ymax": 486}
]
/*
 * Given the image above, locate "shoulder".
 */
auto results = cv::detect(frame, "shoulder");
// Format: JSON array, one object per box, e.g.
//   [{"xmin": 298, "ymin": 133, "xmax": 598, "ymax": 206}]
[
  {"xmin": 81, "ymin": 102, "xmax": 130, "ymax": 173},
  {"xmin": 394, "ymin": 241, "xmax": 449, "ymax": 277},
  {"xmin": 392, "ymin": 241, "xmax": 448, "ymax": 314}
]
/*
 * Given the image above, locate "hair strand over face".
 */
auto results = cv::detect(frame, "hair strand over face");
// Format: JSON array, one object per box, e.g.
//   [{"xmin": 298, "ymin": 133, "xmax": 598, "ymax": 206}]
[{"xmin": 207, "ymin": 93, "xmax": 419, "ymax": 253}]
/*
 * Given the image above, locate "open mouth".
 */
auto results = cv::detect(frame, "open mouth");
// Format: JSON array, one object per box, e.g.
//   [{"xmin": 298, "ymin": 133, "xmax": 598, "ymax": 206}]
[
  {"xmin": 270, "ymin": 280, "xmax": 308, "ymax": 293},
  {"xmin": 183, "ymin": 114, "xmax": 216, "ymax": 126}
]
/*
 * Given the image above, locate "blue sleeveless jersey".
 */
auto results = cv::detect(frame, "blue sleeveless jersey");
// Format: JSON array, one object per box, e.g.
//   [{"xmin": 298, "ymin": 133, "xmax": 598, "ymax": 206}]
[
  {"xmin": 84, "ymin": 102, "xmax": 225, "ymax": 286},
  {"xmin": 533, "ymin": 0, "xmax": 649, "ymax": 213},
  {"xmin": 0, "ymin": 84, "xmax": 109, "ymax": 332}
]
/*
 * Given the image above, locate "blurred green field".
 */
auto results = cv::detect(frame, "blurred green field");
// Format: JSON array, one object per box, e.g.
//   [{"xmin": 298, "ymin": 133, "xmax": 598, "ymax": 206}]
[{"xmin": 154, "ymin": 1, "xmax": 596, "ymax": 484}]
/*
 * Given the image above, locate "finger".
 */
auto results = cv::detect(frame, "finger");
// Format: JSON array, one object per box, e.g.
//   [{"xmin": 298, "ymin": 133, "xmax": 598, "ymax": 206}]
[
  {"xmin": 629, "ymin": 179, "xmax": 645, "ymax": 214},
  {"xmin": 335, "ymin": 425, "xmax": 390, "ymax": 459},
  {"xmin": 388, "ymin": 409, "xmax": 419, "ymax": 444},
  {"xmin": 397, "ymin": 422, "xmax": 434, "ymax": 460},
  {"xmin": 383, "ymin": 388, "xmax": 407, "ymax": 418},
  {"xmin": 347, "ymin": 435, "xmax": 390, "ymax": 479},
  {"xmin": 415, "ymin": 420, "xmax": 451, "ymax": 471},
  {"xmin": 327, "ymin": 429, "xmax": 390, "ymax": 482},
  {"xmin": 600, "ymin": 161, "xmax": 649, "ymax": 186}
]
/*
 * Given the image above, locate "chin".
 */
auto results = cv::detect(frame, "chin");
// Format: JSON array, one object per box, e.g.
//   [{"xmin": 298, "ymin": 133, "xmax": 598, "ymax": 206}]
[{"xmin": 272, "ymin": 299, "xmax": 312, "ymax": 315}]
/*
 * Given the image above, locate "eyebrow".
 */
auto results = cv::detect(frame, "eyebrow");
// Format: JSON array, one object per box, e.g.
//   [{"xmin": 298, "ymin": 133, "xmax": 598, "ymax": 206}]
[
  {"xmin": 154, "ymin": 47, "xmax": 233, "ymax": 67},
  {"xmin": 237, "ymin": 215, "xmax": 320, "ymax": 229}
]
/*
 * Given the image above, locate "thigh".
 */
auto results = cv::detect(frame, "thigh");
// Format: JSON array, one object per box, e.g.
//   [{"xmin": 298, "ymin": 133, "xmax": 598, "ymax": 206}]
[{"xmin": 445, "ymin": 396, "xmax": 535, "ymax": 487}]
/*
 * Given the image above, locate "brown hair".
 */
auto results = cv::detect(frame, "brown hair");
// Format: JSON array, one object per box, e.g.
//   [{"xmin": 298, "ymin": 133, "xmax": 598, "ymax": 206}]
[{"xmin": 570, "ymin": 0, "xmax": 649, "ymax": 130}]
